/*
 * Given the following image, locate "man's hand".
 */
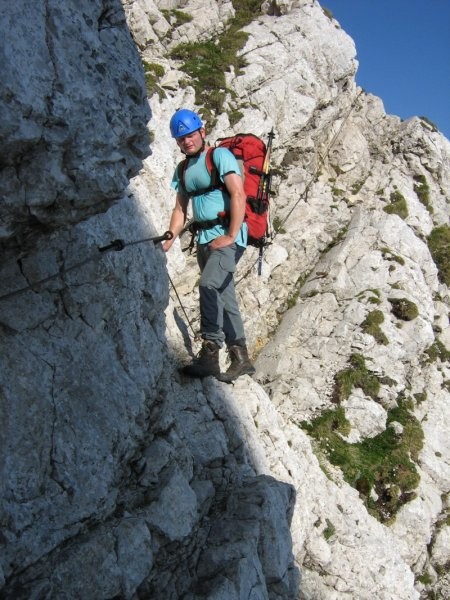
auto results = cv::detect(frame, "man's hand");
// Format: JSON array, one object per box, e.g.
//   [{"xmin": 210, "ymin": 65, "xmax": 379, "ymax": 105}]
[
  {"xmin": 209, "ymin": 234, "xmax": 235, "ymax": 250},
  {"xmin": 162, "ymin": 238, "xmax": 174, "ymax": 252}
]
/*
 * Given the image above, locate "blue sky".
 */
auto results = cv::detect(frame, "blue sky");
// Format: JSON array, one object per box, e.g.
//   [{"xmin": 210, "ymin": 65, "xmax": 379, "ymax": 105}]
[{"xmin": 321, "ymin": 0, "xmax": 450, "ymax": 140}]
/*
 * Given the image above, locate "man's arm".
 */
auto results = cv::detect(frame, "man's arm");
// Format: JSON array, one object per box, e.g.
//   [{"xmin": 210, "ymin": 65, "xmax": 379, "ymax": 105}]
[
  {"xmin": 209, "ymin": 172, "xmax": 246, "ymax": 250},
  {"xmin": 162, "ymin": 192, "xmax": 189, "ymax": 252}
]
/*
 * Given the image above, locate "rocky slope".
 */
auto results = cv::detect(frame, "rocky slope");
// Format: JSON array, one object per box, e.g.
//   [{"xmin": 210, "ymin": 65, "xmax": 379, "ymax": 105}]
[{"xmin": 1, "ymin": 1, "xmax": 449, "ymax": 599}]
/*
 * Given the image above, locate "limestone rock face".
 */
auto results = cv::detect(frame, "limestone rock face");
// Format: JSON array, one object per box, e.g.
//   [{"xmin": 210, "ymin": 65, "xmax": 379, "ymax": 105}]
[
  {"xmin": 1, "ymin": 1, "xmax": 449, "ymax": 599},
  {"xmin": 0, "ymin": 0, "xmax": 150, "ymax": 256}
]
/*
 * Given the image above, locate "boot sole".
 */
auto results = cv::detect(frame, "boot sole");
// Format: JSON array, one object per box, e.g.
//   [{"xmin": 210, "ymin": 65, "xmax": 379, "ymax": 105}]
[
  {"xmin": 218, "ymin": 368, "xmax": 255, "ymax": 383},
  {"xmin": 180, "ymin": 366, "xmax": 220, "ymax": 378}
]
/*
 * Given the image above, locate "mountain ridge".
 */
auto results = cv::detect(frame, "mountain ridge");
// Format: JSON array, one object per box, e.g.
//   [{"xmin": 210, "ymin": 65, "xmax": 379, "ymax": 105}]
[{"xmin": 0, "ymin": 0, "xmax": 449, "ymax": 598}]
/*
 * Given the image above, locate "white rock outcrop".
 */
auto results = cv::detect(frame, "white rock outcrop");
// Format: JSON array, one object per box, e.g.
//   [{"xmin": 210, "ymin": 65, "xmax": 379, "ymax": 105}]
[{"xmin": 1, "ymin": 0, "xmax": 449, "ymax": 599}]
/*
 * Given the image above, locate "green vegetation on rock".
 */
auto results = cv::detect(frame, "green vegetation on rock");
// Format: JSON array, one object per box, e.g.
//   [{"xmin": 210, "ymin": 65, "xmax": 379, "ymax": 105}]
[
  {"xmin": 380, "ymin": 247, "xmax": 405, "ymax": 266},
  {"xmin": 273, "ymin": 216, "xmax": 287, "ymax": 234},
  {"xmin": 427, "ymin": 225, "xmax": 450, "ymax": 286},
  {"xmin": 383, "ymin": 190, "xmax": 408, "ymax": 219},
  {"xmin": 332, "ymin": 353, "xmax": 380, "ymax": 404},
  {"xmin": 169, "ymin": 0, "xmax": 263, "ymax": 125},
  {"xmin": 142, "ymin": 60, "xmax": 165, "ymax": 98},
  {"xmin": 162, "ymin": 9, "xmax": 193, "ymax": 27},
  {"xmin": 388, "ymin": 298, "xmax": 419, "ymax": 321},
  {"xmin": 413, "ymin": 174, "xmax": 433, "ymax": 214},
  {"xmin": 424, "ymin": 339, "xmax": 450, "ymax": 364},
  {"xmin": 322, "ymin": 7, "xmax": 334, "ymax": 21},
  {"xmin": 361, "ymin": 310, "xmax": 389, "ymax": 345},
  {"xmin": 301, "ymin": 395, "xmax": 424, "ymax": 523},
  {"xmin": 323, "ymin": 519, "xmax": 336, "ymax": 540},
  {"xmin": 419, "ymin": 116, "xmax": 438, "ymax": 132}
]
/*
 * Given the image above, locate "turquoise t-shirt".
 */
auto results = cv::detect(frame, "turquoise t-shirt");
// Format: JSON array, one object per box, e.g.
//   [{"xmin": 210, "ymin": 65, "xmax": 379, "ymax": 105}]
[{"xmin": 171, "ymin": 147, "xmax": 248, "ymax": 247}]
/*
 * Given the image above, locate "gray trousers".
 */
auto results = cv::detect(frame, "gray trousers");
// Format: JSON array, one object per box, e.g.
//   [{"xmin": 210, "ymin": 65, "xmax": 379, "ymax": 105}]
[{"xmin": 197, "ymin": 243, "xmax": 245, "ymax": 347}]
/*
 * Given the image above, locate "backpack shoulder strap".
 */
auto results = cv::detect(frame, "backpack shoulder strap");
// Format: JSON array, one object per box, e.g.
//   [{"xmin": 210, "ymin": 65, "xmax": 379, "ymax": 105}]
[
  {"xmin": 204, "ymin": 147, "xmax": 215, "ymax": 174},
  {"xmin": 178, "ymin": 148, "xmax": 222, "ymax": 198},
  {"xmin": 205, "ymin": 147, "xmax": 221, "ymax": 188},
  {"xmin": 177, "ymin": 158, "xmax": 189, "ymax": 196},
  {"xmin": 206, "ymin": 146, "xmax": 226, "ymax": 190}
]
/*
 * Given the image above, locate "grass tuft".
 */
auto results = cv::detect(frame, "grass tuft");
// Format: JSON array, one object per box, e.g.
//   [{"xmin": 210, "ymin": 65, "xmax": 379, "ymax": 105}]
[
  {"xmin": 169, "ymin": 0, "xmax": 263, "ymax": 126},
  {"xmin": 383, "ymin": 190, "xmax": 408, "ymax": 219},
  {"xmin": 361, "ymin": 310, "xmax": 389, "ymax": 345},
  {"xmin": 388, "ymin": 298, "xmax": 419, "ymax": 321},
  {"xmin": 301, "ymin": 395, "xmax": 423, "ymax": 522},
  {"xmin": 427, "ymin": 225, "xmax": 450, "ymax": 286},
  {"xmin": 413, "ymin": 174, "xmax": 433, "ymax": 214},
  {"xmin": 332, "ymin": 354, "xmax": 380, "ymax": 404},
  {"xmin": 142, "ymin": 60, "xmax": 165, "ymax": 98}
]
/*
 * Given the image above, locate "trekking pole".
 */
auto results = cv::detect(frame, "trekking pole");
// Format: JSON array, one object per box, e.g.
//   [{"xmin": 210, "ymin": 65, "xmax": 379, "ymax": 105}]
[
  {"xmin": 0, "ymin": 232, "xmax": 175, "ymax": 302},
  {"xmin": 253, "ymin": 128, "xmax": 275, "ymax": 275},
  {"xmin": 167, "ymin": 272, "xmax": 199, "ymax": 341},
  {"xmin": 98, "ymin": 230, "xmax": 173, "ymax": 252}
]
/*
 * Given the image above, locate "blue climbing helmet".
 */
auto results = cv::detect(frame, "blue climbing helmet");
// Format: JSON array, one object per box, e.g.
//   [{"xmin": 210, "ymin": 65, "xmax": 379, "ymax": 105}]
[{"xmin": 170, "ymin": 109, "xmax": 203, "ymax": 138}]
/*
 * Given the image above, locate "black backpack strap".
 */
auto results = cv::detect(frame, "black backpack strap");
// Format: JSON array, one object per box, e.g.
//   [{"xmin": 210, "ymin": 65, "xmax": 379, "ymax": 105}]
[
  {"xmin": 178, "ymin": 148, "xmax": 223, "ymax": 198},
  {"xmin": 206, "ymin": 147, "xmax": 222, "ymax": 190},
  {"xmin": 177, "ymin": 158, "xmax": 189, "ymax": 196}
]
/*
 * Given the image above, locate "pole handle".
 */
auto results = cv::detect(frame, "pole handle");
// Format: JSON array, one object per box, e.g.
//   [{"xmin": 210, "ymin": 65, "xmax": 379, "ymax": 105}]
[{"xmin": 152, "ymin": 230, "xmax": 174, "ymax": 244}]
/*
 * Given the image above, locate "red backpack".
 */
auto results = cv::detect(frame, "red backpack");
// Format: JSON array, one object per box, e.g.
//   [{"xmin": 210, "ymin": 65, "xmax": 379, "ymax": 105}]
[{"xmin": 178, "ymin": 133, "xmax": 272, "ymax": 247}]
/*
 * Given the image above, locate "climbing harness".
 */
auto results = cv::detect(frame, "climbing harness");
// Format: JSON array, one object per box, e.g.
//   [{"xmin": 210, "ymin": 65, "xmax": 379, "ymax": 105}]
[{"xmin": 181, "ymin": 215, "xmax": 230, "ymax": 254}]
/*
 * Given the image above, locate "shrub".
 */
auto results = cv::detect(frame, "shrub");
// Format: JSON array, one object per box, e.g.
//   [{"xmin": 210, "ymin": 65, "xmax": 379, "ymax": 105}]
[
  {"xmin": 361, "ymin": 310, "xmax": 389, "ymax": 345},
  {"xmin": 428, "ymin": 225, "xmax": 450, "ymax": 286},
  {"xmin": 413, "ymin": 174, "xmax": 433, "ymax": 214},
  {"xmin": 332, "ymin": 353, "xmax": 380, "ymax": 404},
  {"xmin": 383, "ymin": 190, "xmax": 408, "ymax": 219},
  {"xmin": 419, "ymin": 116, "xmax": 438, "ymax": 132},
  {"xmin": 169, "ymin": 0, "xmax": 262, "ymax": 122},
  {"xmin": 388, "ymin": 298, "xmax": 419, "ymax": 321},
  {"xmin": 142, "ymin": 61, "xmax": 165, "ymax": 98},
  {"xmin": 301, "ymin": 396, "xmax": 423, "ymax": 522}
]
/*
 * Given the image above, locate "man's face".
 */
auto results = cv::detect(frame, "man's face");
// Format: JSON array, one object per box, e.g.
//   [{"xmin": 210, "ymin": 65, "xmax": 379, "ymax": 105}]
[{"xmin": 176, "ymin": 128, "xmax": 205, "ymax": 156}]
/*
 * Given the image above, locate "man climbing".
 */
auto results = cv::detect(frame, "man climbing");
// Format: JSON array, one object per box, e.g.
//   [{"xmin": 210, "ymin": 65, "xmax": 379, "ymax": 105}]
[{"xmin": 162, "ymin": 108, "xmax": 255, "ymax": 382}]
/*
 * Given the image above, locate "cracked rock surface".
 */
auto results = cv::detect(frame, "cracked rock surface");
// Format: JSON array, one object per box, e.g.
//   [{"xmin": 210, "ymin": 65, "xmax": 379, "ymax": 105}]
[{"xmin": 1, "ymin": 1, "xmax": 449, "ymax": 599}]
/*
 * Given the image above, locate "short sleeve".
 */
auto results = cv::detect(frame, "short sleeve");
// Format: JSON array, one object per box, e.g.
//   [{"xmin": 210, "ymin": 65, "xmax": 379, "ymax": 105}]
[
  {"xmin": 212, "ymin": 148, "xmax": 241, "ymax": 183},
  {"xmin": 171, "ymin": 162, "xmax": 189, "ymax": 198}
]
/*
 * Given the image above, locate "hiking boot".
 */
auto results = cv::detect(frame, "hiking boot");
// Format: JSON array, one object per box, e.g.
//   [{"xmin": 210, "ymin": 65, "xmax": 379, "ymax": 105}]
[
  {"xmin": 181, "ymin": 340, "xmax": 220, "ymax": 378},
  {"xmin": 219, "ymin": 344, "xmax": 255, "ymax": 383}
]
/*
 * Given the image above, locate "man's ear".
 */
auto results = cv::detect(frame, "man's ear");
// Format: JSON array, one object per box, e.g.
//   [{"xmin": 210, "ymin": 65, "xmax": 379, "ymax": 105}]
[{"xmin": 200, "ymin": 127, "xmax": 206, "ymax": 140}]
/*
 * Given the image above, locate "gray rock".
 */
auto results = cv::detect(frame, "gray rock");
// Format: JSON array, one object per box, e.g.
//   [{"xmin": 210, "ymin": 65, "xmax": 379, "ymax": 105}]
[{"xmin": 2, "ymin": 0, "xmax": 449, "ymax": 598}]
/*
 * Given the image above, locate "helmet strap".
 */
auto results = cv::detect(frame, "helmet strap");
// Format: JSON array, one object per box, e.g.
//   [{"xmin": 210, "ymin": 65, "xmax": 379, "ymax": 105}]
[{"xmin": 183, "ymin": 129, "xmax": 206, "ymax": 157}]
